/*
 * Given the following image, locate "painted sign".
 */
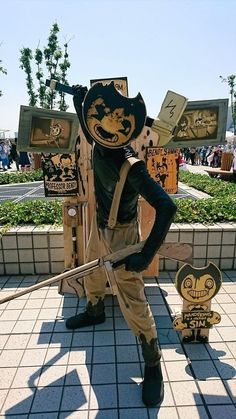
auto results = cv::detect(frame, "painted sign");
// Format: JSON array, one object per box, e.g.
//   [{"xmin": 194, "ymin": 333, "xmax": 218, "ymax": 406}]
[
  {"xmin": 146, "ymin": 147, "xmax": 179, "ymax": 194},
  {"xmin": 90, "ymin": 76, "xmax": 128, "ymax": 97},
  {"xmin": 17, "ymin": 106, "xmax": 79, "ymax": 154},
  {"xmin": 167, "ymin": 99, "xmax": 229, "ymax": 147},
  {"xmin": 42, "ymin": 152, "xmax": 79, "ymax": 197},
  {"xmin": 173, "ymin": 262, "xmax": 222, "ymax": 343}
]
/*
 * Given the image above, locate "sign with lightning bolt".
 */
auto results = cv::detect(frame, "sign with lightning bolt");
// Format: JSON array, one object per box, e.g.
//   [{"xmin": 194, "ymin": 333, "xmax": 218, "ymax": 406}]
[{"xmin": 151, "ymin": 90, "xmax": 188, "ymax": 147}]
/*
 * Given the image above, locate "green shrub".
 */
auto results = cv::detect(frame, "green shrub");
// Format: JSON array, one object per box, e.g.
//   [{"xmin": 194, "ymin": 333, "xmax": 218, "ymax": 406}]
[
  {"xmin": 179, "ymin": 171, "xmax": 236, "ymax": 198},
  {"xmin": 0, "ymin": 169, "xmax": 43, "ymax": 184},
  {"xmin": 173, "ymin": 196, "xmax": 236, "ymax": 224},
  {"xmin": 0, "ymin": 200, "xmax": 63, "ymax": 227}
]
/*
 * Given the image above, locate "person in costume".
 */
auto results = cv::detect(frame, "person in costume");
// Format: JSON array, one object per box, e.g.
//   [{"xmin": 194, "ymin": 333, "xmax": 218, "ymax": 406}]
[{"xmin": 65, "ymin": 82, "xmax": 177, "ymax": 407}]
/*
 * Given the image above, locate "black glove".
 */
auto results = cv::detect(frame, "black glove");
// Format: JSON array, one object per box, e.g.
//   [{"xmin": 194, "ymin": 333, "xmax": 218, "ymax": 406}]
[
  {"xmin": 113, "ymin": 252, "xmax": 151, "ymax": 273},
  {"xmin": 72, "ymin": 84, "xmax": 88, "ymax": 109}
]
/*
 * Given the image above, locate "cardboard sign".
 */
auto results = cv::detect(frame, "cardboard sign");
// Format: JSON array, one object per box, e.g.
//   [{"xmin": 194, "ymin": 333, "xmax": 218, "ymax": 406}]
[
  {"xmin": 17, "ymin": 106, "xmax": 79, "ymax": 154},
  {"xmin": 90, "ymin": 76, "xmax": 128, "ymax": 96},
  {"xmin": 42, "ymin": 153, "xmax": 79, "ymax": 197},
  {"xmin": 173, "ymin": 262, "xmax": 222, "ymax": 343},
  {"xmin": 175, "ymin": 310, "xmax": 221, "ymax": 330},
  {"xmin": 167, "ymin": 98, "xmax": 229, "ymax": 147},
  {"xmin": 146, "ymin": 147, "xmax": 179, "ymax": 194}
]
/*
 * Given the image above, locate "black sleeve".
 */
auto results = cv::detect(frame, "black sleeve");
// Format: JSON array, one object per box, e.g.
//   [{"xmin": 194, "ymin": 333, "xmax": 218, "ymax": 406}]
[
  {"xmin": 128, "ymin": 161, "xmax": 177, "ymax": 262},
  {"xmin": 73, "ymin": 88, "xmax": 94, "ymax": 145}
]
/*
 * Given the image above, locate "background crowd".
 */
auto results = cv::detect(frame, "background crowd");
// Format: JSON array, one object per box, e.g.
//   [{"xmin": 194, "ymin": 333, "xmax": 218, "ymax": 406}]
[
  {"xmin": 180, "ymin": 146, "xmax": 224, "ymax": 167},
  {"xmin": 0, "ymin": 138, "xmax": 32, "ymax": 171}
]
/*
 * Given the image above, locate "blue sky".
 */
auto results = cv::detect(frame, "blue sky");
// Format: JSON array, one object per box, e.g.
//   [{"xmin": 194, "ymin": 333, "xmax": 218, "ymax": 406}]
[{"xmin": 0, "ymin": 0, "xmax": 235, "ymax": 136}]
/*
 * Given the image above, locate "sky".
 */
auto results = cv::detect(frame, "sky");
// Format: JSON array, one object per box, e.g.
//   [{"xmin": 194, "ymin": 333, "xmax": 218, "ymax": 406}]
[{"xmin": 0, "ymin": 0, "xmax": 235, "ymax": 137}]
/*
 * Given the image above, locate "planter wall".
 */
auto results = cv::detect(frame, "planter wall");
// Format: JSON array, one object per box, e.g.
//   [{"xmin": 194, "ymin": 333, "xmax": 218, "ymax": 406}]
[
  {"xmin": 0, "ymin": 225, "xmax": 64, "ymax": 275},
  {"xmin": 0, "ymin": 222, "xmax": 236, "ymax": 275}
]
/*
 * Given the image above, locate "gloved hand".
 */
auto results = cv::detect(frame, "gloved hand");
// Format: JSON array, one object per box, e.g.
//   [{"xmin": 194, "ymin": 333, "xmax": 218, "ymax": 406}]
[
  {"xmin": 72, "ymin": 84, "xmax": 88, "ymax": 107},
  {"xmin": 113, "ymin": 252, "xmax": 151, "ymax": 273}
]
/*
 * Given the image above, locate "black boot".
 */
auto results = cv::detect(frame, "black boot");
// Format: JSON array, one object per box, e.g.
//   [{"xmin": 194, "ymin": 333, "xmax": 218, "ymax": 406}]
[
  {"xmin": 65, "ymin": 299, "xmax": 105, "ymax": 330},
  {"xmin": 140, "ymin": 334, "xmax": 164, "ymax": 406},
  {"xmin": 142, "ymin": 362, "xmax": 164, "ymax": 407}
]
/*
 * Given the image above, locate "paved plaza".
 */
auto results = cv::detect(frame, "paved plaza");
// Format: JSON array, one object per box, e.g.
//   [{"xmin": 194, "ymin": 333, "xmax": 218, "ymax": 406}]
[{"xmin": 0, "ymin": 271, "xmax": 235, "ymax": 418}]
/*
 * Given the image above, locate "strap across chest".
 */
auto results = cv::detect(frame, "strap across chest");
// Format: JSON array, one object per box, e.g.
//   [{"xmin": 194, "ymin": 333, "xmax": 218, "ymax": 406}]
[{"xmin": 108, "ymin": 156, "xmax": 140, "ymax": 229}]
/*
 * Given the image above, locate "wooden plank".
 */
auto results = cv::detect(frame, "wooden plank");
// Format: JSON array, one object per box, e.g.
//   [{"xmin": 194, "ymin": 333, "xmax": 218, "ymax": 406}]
[
  {"xmin": 181, "ymin": 299, "xmax": 211, "ymax": 341},
  {"xmin": 204, "ymin": 167, "xmax": 233, "ymax": 179},
  {"xmin": 139, "ymin": 198, "xmax": 159, "ymax": 276}
]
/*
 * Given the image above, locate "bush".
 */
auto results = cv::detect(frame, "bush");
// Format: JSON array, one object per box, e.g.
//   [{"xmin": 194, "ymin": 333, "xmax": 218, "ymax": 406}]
[
  {"xmin": 0, "ymin": 200, "xmax": 63, "ymax": 227},
  {"xmin": 179, "ymin": 171, "xmax": 236, "ymax": 198},
  {"xmin": 174, "ymin": 196, "xmax": 236, "ymax": 224},
  {"xmin": 0, "ymin": 169, "xmax": 43, "ymax": 184}
]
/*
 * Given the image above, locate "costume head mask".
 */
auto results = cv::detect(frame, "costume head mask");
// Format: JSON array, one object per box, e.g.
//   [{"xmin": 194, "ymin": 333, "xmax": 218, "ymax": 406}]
[
  {"xmin": 82, "ymin": 82, "xmax": 147, "ymax": 148},
  {"xmin": 175, "ymin": 263, "xmax": 222, "ymax": 303}
]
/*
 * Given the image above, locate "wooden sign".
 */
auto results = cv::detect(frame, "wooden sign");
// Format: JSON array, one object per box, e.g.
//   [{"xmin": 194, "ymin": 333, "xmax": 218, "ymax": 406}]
[
  {"xmin": 17, "ymin": 106, "xmax": 79, "ymax": 154},
  {"xmin": 167, "ymin": 99, "xmax": 229, "ymax": 148},
  {"xmin": 151, "ymin": 90, "xmax": 188, "ymax": 146},
  {"xmin": 42, "ymin": 152, "xmax": 79, "ymax": 197},
  {"xmin": 173, "ymin": 263, "xmax": 222, "ymax": 343},
  {"xmin": 146, "ymin": 147, "xmax": 179, "ymax": 194},
  {"xmin": 90, "ymin": 76, "xmax": 128, "ymax": 96}
]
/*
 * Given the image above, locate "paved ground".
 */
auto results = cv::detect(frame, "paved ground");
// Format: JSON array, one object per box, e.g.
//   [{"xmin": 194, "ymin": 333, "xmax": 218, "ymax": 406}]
[
  {"xmin": 185, "ymin": 164, "xmax": 209, "ymax": 176},
  {"xmin": 0, "ymin": 271, "xmax": 235, "ymax": 418}
]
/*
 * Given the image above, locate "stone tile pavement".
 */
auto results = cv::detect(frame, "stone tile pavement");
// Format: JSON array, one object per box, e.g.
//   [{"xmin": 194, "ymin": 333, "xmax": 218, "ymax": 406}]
[{"xmin": 0, "ymin": 271, "xmax": 235, "ymax": 418}]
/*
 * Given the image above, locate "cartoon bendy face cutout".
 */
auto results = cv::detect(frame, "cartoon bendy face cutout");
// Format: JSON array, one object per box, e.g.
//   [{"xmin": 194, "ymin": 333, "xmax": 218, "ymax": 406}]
[
  {"xmin": 82, "ymin": 82, "xmax": 147, "ymax": 148},
  {"xmin": 176, "ymin": 263, "xmax": 222, "ymax": 303}
]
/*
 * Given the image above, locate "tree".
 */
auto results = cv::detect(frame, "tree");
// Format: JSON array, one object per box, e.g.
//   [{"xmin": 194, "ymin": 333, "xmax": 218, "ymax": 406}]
[
  {"xmin": 0, "ymin": 43, "xmax": 7, "ymax": 97},
  {"xmin": 19, "ymin": 22, "xmax": 71, "ymax": 110},
  {"xmin": 220, "ymin": 74, "xmax": 236, "ymax": 135}
]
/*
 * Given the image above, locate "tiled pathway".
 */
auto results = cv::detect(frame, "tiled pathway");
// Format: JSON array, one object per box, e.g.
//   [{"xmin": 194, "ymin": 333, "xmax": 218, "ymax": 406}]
[{"xmin": 0, "ymin": 271, "xmax": 235, "ymax": 418}]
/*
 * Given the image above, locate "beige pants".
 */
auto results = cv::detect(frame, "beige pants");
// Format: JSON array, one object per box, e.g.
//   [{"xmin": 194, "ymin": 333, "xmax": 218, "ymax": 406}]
[{"xmin": 85, "ymin": 215, "xmax": 157, "ymax": 343}]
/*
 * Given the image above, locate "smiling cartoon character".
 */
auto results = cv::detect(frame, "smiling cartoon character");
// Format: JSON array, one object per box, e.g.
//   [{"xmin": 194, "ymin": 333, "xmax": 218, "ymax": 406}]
[
  {"xmin": 176, "ymin": 263, "xmax": 222, "ymax": 303},
  {"xmin": 82, "ymin": 82, "xmax": 146, "ymax": 149},
  {"xmin": 173, "ymin": 263, "xmax": 222, "ymax": 343}
]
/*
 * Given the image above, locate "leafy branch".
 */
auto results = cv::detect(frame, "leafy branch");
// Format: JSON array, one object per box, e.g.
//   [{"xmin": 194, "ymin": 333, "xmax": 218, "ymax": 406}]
[
  {"xmin": 220, "ymin": 74, "xmax": 236, "ymax": 135},
  {"xmin": 19, "ymin": 22, "xmax": 72, "ymax": 110},
  {"xmin": 0, "ymin": 42, "xmax": 7, "ymax": 97}
]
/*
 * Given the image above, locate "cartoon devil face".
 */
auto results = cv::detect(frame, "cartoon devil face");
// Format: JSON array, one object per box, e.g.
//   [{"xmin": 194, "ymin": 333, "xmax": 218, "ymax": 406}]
[
  {"xmin": 175, "ymin": 263, "xmax": 222, "ymax": 303},
  {"xmin": 82, "ymin": 82, "xmax": 146, "ymax": 148}
]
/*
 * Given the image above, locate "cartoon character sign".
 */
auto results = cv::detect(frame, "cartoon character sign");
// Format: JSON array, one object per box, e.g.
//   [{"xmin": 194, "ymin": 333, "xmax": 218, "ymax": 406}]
[
  {"xmin": 173, "ymin": 263, "xmax": 222, "ymax": 343},
  {"xmin": 82, "ymin": 82, "xmax": 147, "ymax": 148},
  {"xmin": 146, "ymin": 148, "xmax": 179, "ymax": 194},
  {"xmin": 42, "ymin": 152, "xmax": 79, "ymax": 197}
]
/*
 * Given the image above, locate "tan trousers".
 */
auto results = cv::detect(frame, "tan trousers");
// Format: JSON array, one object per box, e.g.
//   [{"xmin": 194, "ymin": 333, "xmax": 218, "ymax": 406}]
[{"xmin": 85, "ymin": 215, "xmax": 157, "ymax": 343}]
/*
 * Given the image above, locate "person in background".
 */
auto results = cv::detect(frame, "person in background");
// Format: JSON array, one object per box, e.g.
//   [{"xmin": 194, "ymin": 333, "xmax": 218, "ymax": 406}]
[
  {"xmin": 232, "ymin": 149, "xmax": 236, "ymax": 183},
  {"xmin": 200, "ymin": 146, "xmax": 207, "ymax": 165},
  {"xmin": 9, "ymin": 139, "xmax": 20, "ymax": 171},
  {"xmin": 205, "ymin": 146, "xmax": 213, "ymax": 166},
  {"xmin": 19, "ymin": 151, "xmax": 31, "ymax": 171},
  {"xmin": 0, "ymin": 141, "xmax": 9, "ymax": 171},
  {"xmin": 178, "ymin": 151, "xmax": 187, "ymax": 171},
  {"xmin": 189, "ymin": 147, "xmax": 196, "ymax": 165},
  {"xmin": 195, "ymin": 147, "xmax": 201, "ymax": 165}
]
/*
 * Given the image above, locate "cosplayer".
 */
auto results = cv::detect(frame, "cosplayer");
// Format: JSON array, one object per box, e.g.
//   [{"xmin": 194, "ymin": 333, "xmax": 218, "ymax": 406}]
[{"xmin": 65, "ymin": 82, "xmax": 177, "ymax": 406}]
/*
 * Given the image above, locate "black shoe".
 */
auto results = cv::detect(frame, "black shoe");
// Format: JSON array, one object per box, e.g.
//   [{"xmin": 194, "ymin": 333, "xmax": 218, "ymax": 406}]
[
  {"xmin": 65, "ymin": 310, "xmax": 105, "ymax": 330},
  {"xmin": 142, "ymin": 363, "xmax": 164, "ymax": 407}
]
